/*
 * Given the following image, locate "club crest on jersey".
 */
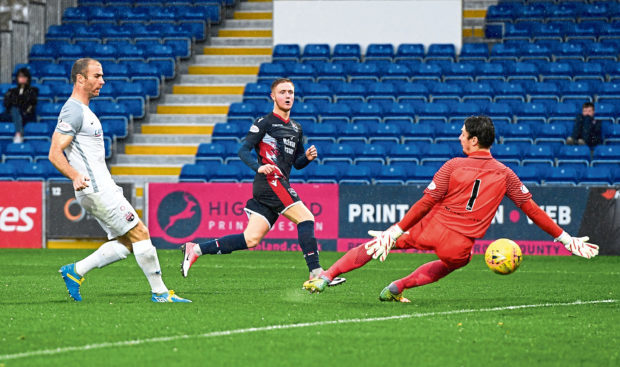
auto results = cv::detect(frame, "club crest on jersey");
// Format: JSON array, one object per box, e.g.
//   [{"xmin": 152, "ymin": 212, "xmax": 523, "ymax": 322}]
[
  {"xmin": 125, "ymin": 211, "xmax": 135, "ymax": 222},
  {"xmin": 250, "ymin": 125, "xmax": 260, "ymax": 133},
  {"xmin": 58, "ymin": 121, "xmax": 72, "ymax": 131},
  {"xmin": 94, "ymin": 129, "xmax": 102, "ymax": 137},
  {"xmin": 427, "ymin": 181, "xmax": 437, "ymax": 190}
]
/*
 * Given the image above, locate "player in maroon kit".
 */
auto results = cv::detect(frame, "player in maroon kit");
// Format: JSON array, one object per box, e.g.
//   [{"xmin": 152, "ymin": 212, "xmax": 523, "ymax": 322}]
[
  {"xmin": 181, "ymin": 78, "xmax": 344, "ymax": 285},
  {"xmin": 303, "ymin": 116, "xmax": 599, "ymax": 301}
]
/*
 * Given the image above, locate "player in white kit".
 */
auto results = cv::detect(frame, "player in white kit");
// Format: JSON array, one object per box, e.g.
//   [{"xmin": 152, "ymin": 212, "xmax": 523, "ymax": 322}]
[{"xmin": 50, "ymin": 58, "xmax": 190, "ymax": 302}]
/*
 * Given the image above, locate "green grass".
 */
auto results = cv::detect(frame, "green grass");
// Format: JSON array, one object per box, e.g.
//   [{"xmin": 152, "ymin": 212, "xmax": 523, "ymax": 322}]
[{"xmin": 0, "ymin": 249, "xmax": 618, "ymax": 367}]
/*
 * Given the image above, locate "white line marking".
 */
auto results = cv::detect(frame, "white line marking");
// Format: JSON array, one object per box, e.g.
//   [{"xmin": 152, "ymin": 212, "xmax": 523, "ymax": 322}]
[{"xmin": 0, "ymin": 299, "xmax": 615, "ymax": 361}]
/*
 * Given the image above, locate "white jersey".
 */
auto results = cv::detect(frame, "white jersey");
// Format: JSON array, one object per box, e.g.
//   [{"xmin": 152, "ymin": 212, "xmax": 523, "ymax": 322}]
[{"xmin": 55, "ymin": 97, "xmax": 115, "ymax": 196}]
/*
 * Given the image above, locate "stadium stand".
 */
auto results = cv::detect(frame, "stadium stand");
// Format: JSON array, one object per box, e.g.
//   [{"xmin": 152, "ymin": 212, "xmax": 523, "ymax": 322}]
[{"xmin": 177, "ymin": 0, "xmax": 619, "ymax": 186}]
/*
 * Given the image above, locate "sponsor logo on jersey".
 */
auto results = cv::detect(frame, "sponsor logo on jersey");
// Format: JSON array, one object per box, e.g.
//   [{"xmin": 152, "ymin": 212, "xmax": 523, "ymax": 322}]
[
  {"xmin": 250, "ymin": 125, "xmax": 260, "ymax": 133},
  {"xmin": 427, "ymin": 181, "xmax": 437, "ymax": 190},
  {"xmin": 288, "ymin": 187, "xmax": 298, "ymax": 197},
  {"xmin": 271, "ymin": 179, "xmax": 278, "ymax": 187},
  {"xmin": 94, "ymin": 129, "xmax": 102, "ymax": 137}
]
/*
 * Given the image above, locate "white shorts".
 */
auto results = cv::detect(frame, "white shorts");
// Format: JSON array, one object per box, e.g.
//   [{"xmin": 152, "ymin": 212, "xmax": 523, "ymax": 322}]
[{"xmin": 77, "ymin": 185, "xmax": 139, "ymax": 240}]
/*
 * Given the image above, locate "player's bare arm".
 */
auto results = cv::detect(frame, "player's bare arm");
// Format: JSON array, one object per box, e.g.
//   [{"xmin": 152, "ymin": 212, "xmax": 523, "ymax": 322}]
[{"xmin": 49, "ymin": 131, "xmax": 90, "ymax": 191}]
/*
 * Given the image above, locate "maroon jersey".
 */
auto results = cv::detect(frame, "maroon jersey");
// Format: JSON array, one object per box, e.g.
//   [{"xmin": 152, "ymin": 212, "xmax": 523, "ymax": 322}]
[
  {"xmin": 240, "ymin": 112, "xmax": 308, "ymax": 180},
  {"xmin": 424, "ymin": 151, "xmax": 532, "ymax": 238}
]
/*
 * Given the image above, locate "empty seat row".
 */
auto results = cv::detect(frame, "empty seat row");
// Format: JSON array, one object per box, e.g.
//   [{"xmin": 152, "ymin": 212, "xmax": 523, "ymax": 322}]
[
  {"xmin": 17, "ymin": 60, "xmax": 168, "ymax": 87},
  {"xmin": 228, "ymin": 100, "xmax": 618, "ymax": 120},
  {"xmin": 31, "ymin": 39, "xmax": 190, "ymax": 59},
  {"xmin": 179, "ymin": 160, "xmax": 620, "ymax": 186},
  {"xmin": 0, "ymin": 160, "xmax": 67, "ymax": 181},
  {"xmin": 62, "ymin": 4, "xmax": 220, "ymax": 24},
  {"xmin": 245, "ymin": 80, "xmax": 620, "ymax": 101},
  {"xmin": 500, "ymin": 21, "xmax": 620, "ymax": 40},
  {"xmin": 258, "ymin": 60, "xmax": 620, "ymax": 82},
  {"xmin": 274, "ymin": 40, "xmax": 619, "ymax": 63},
  {"xmin": 47, "ymin": 21, "xmax": 206, "ymax": 42},
  {"xmin": 487, "ymin": 1, "xmax": 620, "ymax": 22}
]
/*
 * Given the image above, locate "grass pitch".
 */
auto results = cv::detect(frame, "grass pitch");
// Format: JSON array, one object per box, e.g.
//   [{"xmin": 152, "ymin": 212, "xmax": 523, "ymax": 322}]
[{"xmin": 0, "ymin": 249, "xmax": 618, "ymax": 367}]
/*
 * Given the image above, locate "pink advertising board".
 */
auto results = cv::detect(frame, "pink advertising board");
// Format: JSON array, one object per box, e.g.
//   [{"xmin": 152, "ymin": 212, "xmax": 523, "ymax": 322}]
[{"xmin": 147, "ymin": 183, "xmax": 339, "ymax": 248}]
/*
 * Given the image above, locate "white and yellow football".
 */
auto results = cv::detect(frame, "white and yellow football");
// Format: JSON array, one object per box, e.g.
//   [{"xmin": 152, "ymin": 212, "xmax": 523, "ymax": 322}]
[{"xmin": 485, "ymin": 238, "xmax": 523, "ymax": 275}]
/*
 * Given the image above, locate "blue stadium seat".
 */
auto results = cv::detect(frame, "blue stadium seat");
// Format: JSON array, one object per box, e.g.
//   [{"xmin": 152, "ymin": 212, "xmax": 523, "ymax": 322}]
[
  {"xmin": 426, "ymin": 44, "xmax": 455, "ymax": 61},
  {"xmin": 366, "ymin": 44, "xmax": 394, "ymax": 61},
  {"xmin": 101, "ymin": 118, "xmax": 128, "ymax": 139},
  {"xmin": 3, "ymin": 143, "xmax": 35, "ymax": 162},
  {"xmin": 258, "ymin": 63, "xmax": 287, "ymax": 79},
  {"xmin": 545, "ymin": 167, "xmax": 579, "ymax": 185},
  {"xmin": 273, "ymin": 44, "xmax": 300, "ymax": 62},
  {"xmin": 381, "ymin": 63, "xmax": 411, "ymax": 82},
  {"xmin": 476, "ymin": 62, "xmax": 505, "ymax": 81},
  {"xmin": 63, "ymin": 7, "xmax": 88, "ymax": 22},
  {"xmin": 163, "ymin": 38, "xmax": 191, "ymax": 59},
  {"xmin": 410, "ymin": 63, "xmax": 442, "ymax": 80},
  {"xmin": 333, "ymin": 44, "xmax": 361, "ymax": 61},
  {"xmin": 340, "ymin": 164, "xmax": 371, "ymax": 185},
  {"xmin": 0, "ymin": 163, "xmax": 16, "ymax": 180},
  {"xmin": 323, "ymin": 143, "xmax": 355, "ymax": 163},
  {"xmin": 460, "ymin": 43, "xmax": 489, "ymax": 60},
  {"xmin": 580, "ymin": 166, "xmax": 612, "ymax": 186},
  {"xmin": 522, "ymin": 144, "xmax": 554, "ymax": 166},
  {"xmin": 592, "ymin": 145, "xmax": 620, "ymax": 164},
  {"xmin": 180, "ymin": 164, "xmax": 209, "ymax": 182},
  {"xmin": 349, "ymin": 63, "xmax": 380, "ymax": 82},
  {"xmin": 513, "ymin": 166, "xmax": 540, "ymax": 185},
  {"xmin": 302, "ymin": 44, "xmax": 330, "ymax": 61},
  {"xmin": 24, "ymin": 123, "xmax": 52, "ymax": 141},
  {"xmin": 227, "ymin": 102, "xmax": 256, "ymax": 118},
  {"xmin": 395, "ymin": 44, "xmax": 425, "ymax": 61},
  {"xmin": 557, "ymin": 145, "xmax": 591, "ymax": 164},
  {"xmin": 374, "ymin": 165, "xmax": 406, "ymax": 185}
]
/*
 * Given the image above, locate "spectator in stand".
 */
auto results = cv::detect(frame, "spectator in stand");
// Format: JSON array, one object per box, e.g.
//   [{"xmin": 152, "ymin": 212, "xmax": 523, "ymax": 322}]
[
  {"xmin": 566, "ymin": 102, "xmax": 601, "ymax": 148},
  {"xmin": 1, "ymin": 68, "xmax": 38, "ymax": 143}
]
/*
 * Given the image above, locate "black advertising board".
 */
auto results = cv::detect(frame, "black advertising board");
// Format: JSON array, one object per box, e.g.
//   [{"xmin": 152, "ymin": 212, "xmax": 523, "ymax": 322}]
[{"xmin": 46, "ymin": 182, "xmax": 133, "ymax": 238}]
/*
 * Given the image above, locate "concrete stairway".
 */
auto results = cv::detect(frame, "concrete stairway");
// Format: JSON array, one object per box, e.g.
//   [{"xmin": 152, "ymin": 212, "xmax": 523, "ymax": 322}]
[
  {"xmin": 110, "ymin": 0, "xmax": 273, "ymax": 211},
  {"xmin": 463, "ymin": 0, "xmax": 498, "ymax": 43}
]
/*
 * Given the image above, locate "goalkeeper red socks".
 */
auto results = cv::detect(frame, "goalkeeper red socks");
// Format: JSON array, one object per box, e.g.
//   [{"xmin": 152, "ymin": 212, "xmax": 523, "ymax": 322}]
[
  {"xmin": 324, "ymin": 244, "xmax": 371, "ymax": 281},
  {"xmin": 392, "ymin": 260, "xmax": 453, "ymax": 293}
]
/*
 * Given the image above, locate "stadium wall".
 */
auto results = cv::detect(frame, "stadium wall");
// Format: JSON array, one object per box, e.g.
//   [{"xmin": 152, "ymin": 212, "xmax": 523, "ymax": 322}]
[{"xmin": 272, "ymin": 0, "xmax": 462, "ymax": 52}]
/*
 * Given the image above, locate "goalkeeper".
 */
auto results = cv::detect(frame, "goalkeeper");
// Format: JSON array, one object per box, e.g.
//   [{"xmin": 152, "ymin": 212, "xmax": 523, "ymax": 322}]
[{"xmin": 303, "ymin": 116, "xmax": 599, "ymax": 301}]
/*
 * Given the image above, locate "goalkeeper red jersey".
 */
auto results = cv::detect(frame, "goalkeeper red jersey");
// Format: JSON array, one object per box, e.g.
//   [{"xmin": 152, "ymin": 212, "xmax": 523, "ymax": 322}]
[{"xmin": 423, "ymin": 150, "xmax": 532, "ymax": 238}]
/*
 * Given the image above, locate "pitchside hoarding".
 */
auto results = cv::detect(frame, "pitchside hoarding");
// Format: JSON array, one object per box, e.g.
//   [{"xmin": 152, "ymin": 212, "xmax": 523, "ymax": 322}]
[
  {"xmin": 46, "ymin": 182, "xmax": 134, "ymax": 238},
  {"xmin": 147, "ymin": 183, "xmax": 339, "ymax": 250},
  {"xmin": 147, "ymin": 183, "xmax": 619, "ymax": 255},
  {"xmin": 0, "ymin": 181, "xmax": 44, "ymax": 248},
  {"xmin": 338, "ymin": 185, "xmax": 587, "ymax": 256}
]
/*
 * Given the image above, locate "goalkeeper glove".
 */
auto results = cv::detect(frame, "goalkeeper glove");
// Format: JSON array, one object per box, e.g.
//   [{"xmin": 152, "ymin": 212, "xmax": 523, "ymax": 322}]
[
  {"xmin": 364, "ymin": 224, "xmax": 404, "ymax": 262},
  {"xmin": 554, "ymin": 231, "xmax": 599, "ymax": 259}
]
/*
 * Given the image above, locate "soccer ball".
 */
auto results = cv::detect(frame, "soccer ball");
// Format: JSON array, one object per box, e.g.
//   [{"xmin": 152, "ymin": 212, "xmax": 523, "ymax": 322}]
[{"xmin": 485, "ymin": 238, "xmax": 523, "ymax": 275}]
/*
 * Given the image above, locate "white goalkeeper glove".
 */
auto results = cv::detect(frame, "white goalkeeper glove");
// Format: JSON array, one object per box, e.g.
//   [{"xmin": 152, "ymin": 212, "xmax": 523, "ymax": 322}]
[
  {"xmin": 554, "ymin": 231, "xmax": 599, "ymax": 259},
  {"xmin": 364, "ymin": 224, "xmax": 404, "ymax": 262}
]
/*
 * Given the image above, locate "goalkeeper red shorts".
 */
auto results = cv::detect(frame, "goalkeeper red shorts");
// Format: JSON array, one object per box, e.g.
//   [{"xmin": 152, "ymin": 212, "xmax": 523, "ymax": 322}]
[{"xmin": 394, "ymin": 214, "xmax": 474, "ymax": 269}]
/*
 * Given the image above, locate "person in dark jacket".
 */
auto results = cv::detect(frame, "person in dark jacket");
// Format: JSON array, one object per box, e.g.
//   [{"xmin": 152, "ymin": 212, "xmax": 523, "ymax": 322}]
[
  {"xmin": 1, "ymin": 68, "xmax": 38, "ymax": 142},
  {"xmin": 566, "ymin": 102, "xmax": 602, "ymax": 148}
]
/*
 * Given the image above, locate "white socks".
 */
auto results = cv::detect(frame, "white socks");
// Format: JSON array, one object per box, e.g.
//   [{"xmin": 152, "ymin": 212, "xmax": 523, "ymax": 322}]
[
  {"xmin": 132, "ymin": 239, "xmax": 168, "ymax": 295},
  {"xmin": 75, "ymin": 240, "xmax": 130, "ymax": 276},
  {"xmin": 193, "ymin": 244, "xmax": 203, "ymax": 256}
]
